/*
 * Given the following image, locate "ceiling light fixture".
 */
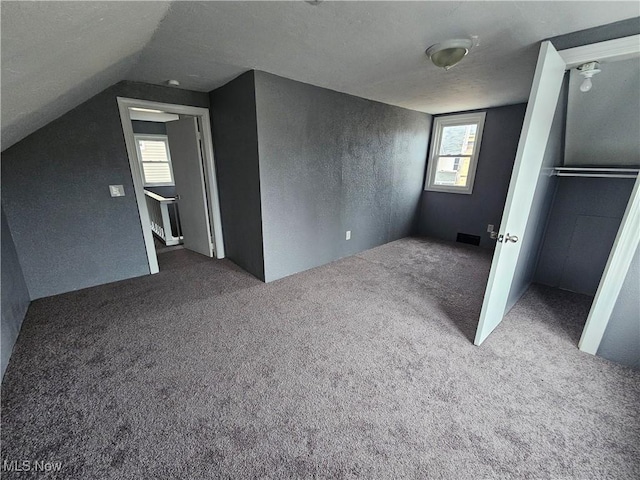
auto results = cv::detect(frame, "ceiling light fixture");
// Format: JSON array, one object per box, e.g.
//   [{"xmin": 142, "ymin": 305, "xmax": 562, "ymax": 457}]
[
  {"xmin": 577, "ymin": 62, "xmax": 601, "ymax": 93},
  {"xmin": 426, "ymin": 37, "xmax": 477, "ymax": 71},
  {"xmin": 166, "ymin": 79, "xmax": 180, "ymax": 87}
]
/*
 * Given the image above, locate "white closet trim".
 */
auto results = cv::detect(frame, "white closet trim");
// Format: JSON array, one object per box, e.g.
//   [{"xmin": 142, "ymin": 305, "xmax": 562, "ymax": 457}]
[{"xmin": 559, "ymin": 34, "xmax": 640, "ymax": 68}]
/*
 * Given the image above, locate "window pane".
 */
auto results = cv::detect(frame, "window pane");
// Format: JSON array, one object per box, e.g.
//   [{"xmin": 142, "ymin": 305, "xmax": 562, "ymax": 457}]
[
  {"xmin": 433, "ymin": 156, "xmax": 471, "ymax": 187},
  {"xmin": 439, "ymin": 124, "xmax": 478, "ymax": 155},
  {"xmin": 138, "ymin": 140, "xmax": 169, "ymax": 162},
  {"xmin": 142, "ymin": 163, "xmax": 172, "ymax": 184}
]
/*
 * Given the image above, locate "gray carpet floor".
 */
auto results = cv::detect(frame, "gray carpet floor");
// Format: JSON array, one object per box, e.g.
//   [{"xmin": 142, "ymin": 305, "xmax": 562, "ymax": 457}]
[{"xmin": 2, "ymin": 237, "xmax": 639, "ymax": 479}]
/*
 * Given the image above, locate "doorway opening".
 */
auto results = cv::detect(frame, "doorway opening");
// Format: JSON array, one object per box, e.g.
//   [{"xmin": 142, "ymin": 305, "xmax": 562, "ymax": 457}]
[{"xmin": 117, "ymin": 98, "xmax": 225, "ymax": 273}]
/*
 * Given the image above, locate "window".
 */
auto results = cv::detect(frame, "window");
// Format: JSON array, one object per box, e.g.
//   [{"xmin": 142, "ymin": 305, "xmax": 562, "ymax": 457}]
[
  {"xmin": 134, "ymin": 135, "xmax": 174, "ymax": 186},
  {"xmin": 424, "ymin": 112, "xmax": 486, "ymax": 194}
]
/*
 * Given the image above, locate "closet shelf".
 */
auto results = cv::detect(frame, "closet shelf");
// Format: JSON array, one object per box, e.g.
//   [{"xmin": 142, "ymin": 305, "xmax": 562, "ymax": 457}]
[{"xmin": 550, "ymin": 166, "xmax": 639, "ymax": 179}]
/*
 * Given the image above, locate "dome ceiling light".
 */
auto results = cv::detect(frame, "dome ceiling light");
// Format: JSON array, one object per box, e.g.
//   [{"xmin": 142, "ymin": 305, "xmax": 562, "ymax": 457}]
[{"xmin": 426, "ymin": 37, "xmax": 478, "ymax": 71}]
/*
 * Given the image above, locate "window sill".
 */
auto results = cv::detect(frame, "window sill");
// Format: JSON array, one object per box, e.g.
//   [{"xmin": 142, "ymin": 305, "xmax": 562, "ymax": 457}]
[{"xmin": 424, "ymin": 186, "xmax": 474, "ymax": 195}]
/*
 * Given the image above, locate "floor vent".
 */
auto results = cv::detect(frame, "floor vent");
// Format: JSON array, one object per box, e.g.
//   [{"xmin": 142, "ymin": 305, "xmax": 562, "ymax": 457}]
[{"xmin": 456, "ymin": 233, "xmax": 481, "ymax": 246}]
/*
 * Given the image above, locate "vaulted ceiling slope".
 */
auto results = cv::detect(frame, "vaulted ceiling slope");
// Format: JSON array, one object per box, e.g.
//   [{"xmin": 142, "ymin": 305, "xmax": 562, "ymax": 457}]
[
  {"xmin": 1, "ymin": 1, "xmax": 171, "ymax": 150},
  {"xmin": 2, "ymin": 1, "xmax": 639, "ymax": 150}
]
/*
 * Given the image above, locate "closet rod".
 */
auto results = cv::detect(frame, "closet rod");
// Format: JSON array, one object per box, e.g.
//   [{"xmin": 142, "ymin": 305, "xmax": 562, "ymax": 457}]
[
  {"xmin": 554, "ymin": 167, "xmax": 639, "ymax": 172},
  {"xmin": 554, "ymin": 172, "xmax": 638, "ymax": 178}
]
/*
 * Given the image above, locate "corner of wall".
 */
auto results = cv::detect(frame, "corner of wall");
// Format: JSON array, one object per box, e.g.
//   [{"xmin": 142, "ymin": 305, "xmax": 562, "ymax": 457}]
[
  {"xmin": 249, "ymin": 71, "xmax": 269, "ymax": 283},
  {"xmin": 252, "ymin": 73, "xmax": 432, "ymax": 282},
  {"xmin": 209, "ymin": 71, "xmax": 266, "ymax": 282},
  {"xmin": 1, "ymin": 206, "xmax": 31, "ymax": 380},
  {"xmin": 418, "ymin": 103, "xmax": 527, "ymax": 248}
]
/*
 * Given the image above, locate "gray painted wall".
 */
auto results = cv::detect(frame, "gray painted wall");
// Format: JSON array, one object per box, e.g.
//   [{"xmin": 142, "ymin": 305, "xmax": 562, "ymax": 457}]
[
  {"xmin": 210, "ymin": 71, "xmax": 265, "ymax": 281},
  {"xmin": 1, "ymin": 207, "xmax": 30, "ymax": 379},
  {"xmin": 506, "ymin": 77, "xmax": 568, "ymax": 311},
  {"xmin": 565, "ymin": 57, "xmax": 640, "ymax": 167},
  {"xmin": 254, "ymin": 71, "xmax": 431, "ymax": 282},
  {"xmin": 131, "ymin": 120, "xmax": 167, "ymax": 135},
  {"xmin": 597, "ymin": 245, "xmax": 640, "ymax": 369},
  {"xmin": 1, "ymin": 81, "xmax": 209, "ymax": 299},
  {"xmin": 418, "ymin": 104, "xmax": 526, "ymax": 248},
  {"xmin": 535, "ymin": 178, "xmax": 635, "ymax": 295}
]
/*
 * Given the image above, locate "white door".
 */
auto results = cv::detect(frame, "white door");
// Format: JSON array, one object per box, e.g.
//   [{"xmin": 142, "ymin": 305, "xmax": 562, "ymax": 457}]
[
  {"xmin": 474, "ymin": 41, "xmax": 567, "ymax": 345},
  {"xmin": 166, "ymin": 117, "xmax": 214, "ymax": 257}
]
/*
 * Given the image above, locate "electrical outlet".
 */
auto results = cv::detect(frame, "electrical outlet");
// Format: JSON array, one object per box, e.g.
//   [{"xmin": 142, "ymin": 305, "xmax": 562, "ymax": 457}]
[
  {"xmin": 345, "ymin": 230, "xmax": 351, "ymax": 240},
  {"xmin": 487, "ymin": 224, "xmax": 494, "ymax": 233}
]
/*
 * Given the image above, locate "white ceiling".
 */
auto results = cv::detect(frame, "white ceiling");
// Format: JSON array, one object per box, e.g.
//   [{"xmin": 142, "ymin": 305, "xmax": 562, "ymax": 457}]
[{"xmin": 2, "ymin": 1, "xmax": 639, "ymax": 149}]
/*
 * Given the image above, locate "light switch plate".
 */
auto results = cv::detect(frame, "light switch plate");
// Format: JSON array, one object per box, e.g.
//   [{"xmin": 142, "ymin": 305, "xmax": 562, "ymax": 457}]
[{"xmin": 109, "ymin": 185, "xmax": 125, "ymax": 197}]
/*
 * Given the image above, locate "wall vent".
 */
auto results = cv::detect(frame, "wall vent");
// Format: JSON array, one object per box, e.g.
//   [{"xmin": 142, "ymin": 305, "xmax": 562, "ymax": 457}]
[{"xmin": 456, "ymin": 233, "xmax": 481, "ymax": 246}]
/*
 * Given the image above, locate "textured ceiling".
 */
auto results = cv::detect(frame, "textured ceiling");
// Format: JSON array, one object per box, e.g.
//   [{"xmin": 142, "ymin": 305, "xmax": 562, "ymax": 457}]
[
  {"xmin": 2, "ymin": 1, "xmax": 639, "ymax": 150},
  {"xmin": 1, "ymin": 1, "xmax": 171, "ymax": 149}
]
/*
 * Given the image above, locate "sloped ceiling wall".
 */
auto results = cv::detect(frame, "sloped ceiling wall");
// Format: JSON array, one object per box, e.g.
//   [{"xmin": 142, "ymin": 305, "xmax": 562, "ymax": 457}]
[{"xmin": 1, "ymin": 1, "xmax": 171, "ymax": 149}]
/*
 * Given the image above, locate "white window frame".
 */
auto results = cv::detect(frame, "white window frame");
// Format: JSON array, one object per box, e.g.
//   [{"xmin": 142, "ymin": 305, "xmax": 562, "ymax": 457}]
[
  {"xmin": 424, "ymin": 112, "xmax": 486, "ymax": 194},
  {"xmin": 134, "ymin": 134, "xmax": 175, "ymax": 187}
]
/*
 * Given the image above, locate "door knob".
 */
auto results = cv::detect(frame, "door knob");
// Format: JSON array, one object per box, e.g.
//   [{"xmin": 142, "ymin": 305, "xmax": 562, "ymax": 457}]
[{"xmin": 505, "ymin": 233, "xmax": 519, "ymax": 243}]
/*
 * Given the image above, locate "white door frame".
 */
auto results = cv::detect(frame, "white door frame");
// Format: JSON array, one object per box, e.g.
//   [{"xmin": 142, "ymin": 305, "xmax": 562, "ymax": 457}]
[
  {"xmin": 557, "ymin": 35, "xmax": 640, "ymax": 355},
  {"xmin": 117, "ymin": 97, "xmax": 225, "ymax": 274}
]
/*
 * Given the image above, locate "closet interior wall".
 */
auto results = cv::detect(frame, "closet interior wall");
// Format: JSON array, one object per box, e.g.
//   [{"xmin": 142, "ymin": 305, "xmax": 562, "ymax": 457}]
[{"xmin": 534, "ymin": 57, "xmax": 639, "ymax": 296}]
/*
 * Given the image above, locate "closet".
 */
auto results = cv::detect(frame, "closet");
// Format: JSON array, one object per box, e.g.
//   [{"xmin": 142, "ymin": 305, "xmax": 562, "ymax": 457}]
[
  {"xmin": 473, "ymin": 37, "xmax": 639, "ymax": 369},
  {"xmin": 536, "ymin": 56, "xmax": 638, "ymax": 295},
  {"xmin": 533, "ymin": 55, "xmax": 639, "ymax": 366}
]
